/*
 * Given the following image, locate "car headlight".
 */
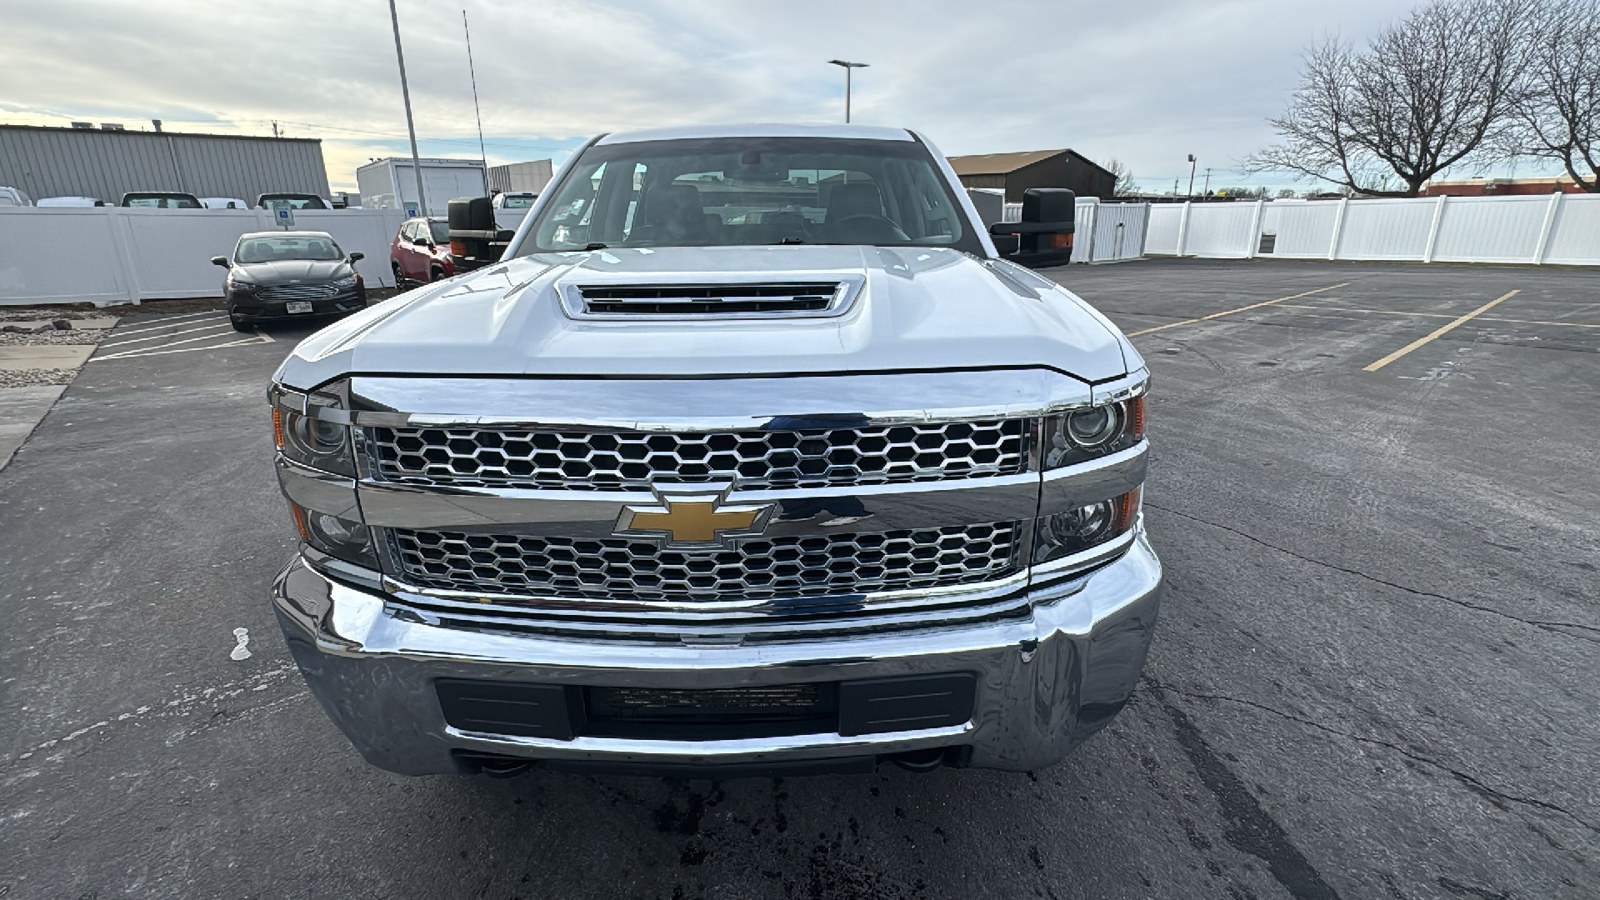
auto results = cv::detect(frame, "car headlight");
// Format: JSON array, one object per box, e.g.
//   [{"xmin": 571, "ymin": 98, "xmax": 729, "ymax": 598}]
[
  {"xmin": 1034, "ymin": 488, "xmax": 1141, "ymax": 564},
  {"xmin": 228, "ymin": 275, "xmax": 258, "ymax": 290},
  {"xmin": 1042, "ymin": 395, "xmax": 1147, "ymax": 469},
  {"xmin": 289, "ymin": 502, "xmax": 379, "ymax": 569},
  {"xmin": 333, "ymin": 275, "xmax": 358, "ymax": 288},
  {"xmin": 271, "ymin": 386, "xmax": 355, "ymax": 477}
]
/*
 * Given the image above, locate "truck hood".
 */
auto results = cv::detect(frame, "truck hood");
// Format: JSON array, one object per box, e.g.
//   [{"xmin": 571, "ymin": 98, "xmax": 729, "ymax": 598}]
[{"xmin": 276, "ymin": 246, "xmax": 1131, "ymax": 389}]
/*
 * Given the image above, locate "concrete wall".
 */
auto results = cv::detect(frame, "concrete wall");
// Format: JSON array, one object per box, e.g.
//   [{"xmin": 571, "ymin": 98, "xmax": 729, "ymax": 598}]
[
  {"xmin": 1145, "ymin": 193, "xmax": 1600, "ymax": 266},
  {"xmin": 0, "ymin": 125, "xmax": 330, "ymax": 205},
  {"xmin": 0, "ymin": 207, "xmax": 406, "ymax": 306}
]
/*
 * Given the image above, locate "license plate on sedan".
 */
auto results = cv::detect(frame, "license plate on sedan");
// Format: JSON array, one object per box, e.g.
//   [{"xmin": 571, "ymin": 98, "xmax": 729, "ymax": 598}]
[{"xmin": 285, "ymin": 301, "xmax": 314, "ymax": 314}]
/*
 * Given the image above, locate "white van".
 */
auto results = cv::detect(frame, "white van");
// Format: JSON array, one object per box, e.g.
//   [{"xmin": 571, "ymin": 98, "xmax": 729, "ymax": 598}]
[
  {"xmin": 37, "ymin": 197, "xmax": 108, "ymax": 207},
  {"xmin": 0, "ymin": 187, "xmax": 32, "ymax": 207}
]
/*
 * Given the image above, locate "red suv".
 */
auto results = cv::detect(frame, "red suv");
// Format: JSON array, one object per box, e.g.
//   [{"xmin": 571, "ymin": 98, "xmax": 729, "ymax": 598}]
[{"xmin": 390, "ymin": 217, "xmax": 455, "ymax": 286}]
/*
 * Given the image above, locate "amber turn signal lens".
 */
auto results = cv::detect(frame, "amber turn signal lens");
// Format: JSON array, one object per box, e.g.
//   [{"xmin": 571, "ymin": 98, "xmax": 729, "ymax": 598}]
[
  {"xmin": 449, "ymin": 240, "xmax": 467, "ymax": 257},
  {"xmin": 1128, "ymin": 395, "xmax": 1147, "ymax": 441},
  {"xmin": 1049, "ymin": 232, "xmax": 1074, "ymax": 250},
  {"xmin": 1114, "ymin": 486, "xmax": 1142, "ymax": 534},
  {"xmin": 288, "ymin": 501, "xmax": 311, "ymax": 542},
  {"xmin": 272, "ymin": 406, "xmax": 284, "ymax": 449}
]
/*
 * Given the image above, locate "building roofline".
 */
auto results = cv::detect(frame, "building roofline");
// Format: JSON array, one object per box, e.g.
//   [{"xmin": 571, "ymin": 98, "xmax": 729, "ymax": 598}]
[{"xmin": 0, "ymin": 123, "xmax": 321, "ymax": 144}]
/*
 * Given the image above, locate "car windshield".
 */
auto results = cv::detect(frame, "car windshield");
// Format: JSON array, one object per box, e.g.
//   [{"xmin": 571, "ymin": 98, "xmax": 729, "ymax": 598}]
[
  {"xmin": 262, "ymin": 196, "xmax": 325, "ymax": 210},
  {"xmin": 126, "ymin": 194, "xmax": 201, "ymax": 209},
  {"xmin": 500, "ymin": 194, "xmax": 538, "ymax": 208},
  {"xmin": 235, "ymin": 235, "xmax": 344, "ymax": 264},
  {"xmin": 521, "ymin": 136, "xmax": 978, "ymax": 254},
  {"xmin": 428, "ymin": 221, "xmax": 451, "ymax": 243}
]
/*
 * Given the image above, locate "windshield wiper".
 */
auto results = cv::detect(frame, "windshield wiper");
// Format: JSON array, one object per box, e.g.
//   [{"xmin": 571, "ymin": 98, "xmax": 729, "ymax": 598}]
[
  {"xmin": 775, "ymin": 237, "xmax": 806, "ymax": 245},
  {"xmin": 584, "ymin": 242, "xmax": 608, "ymax": 251}
]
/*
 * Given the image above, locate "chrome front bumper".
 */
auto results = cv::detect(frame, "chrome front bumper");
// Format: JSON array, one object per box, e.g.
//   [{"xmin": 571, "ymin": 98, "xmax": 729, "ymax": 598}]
[{"xmin": 272, "ymin": 530, "xmax": 1163, "ymax": 776}]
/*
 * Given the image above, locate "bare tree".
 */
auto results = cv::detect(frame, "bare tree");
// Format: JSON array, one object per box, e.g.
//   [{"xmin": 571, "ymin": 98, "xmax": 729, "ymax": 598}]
[
  {"xmin": 1248, "ymin": 0, "xmax": 1532, "ymax": 196},
  {"xmin": 1103, "ymin": 158, "xmax": 1139, "ymax": 197},
  {"xmin": 1513, "ymin": 0, "xmax": 1600, "ymax": 191}
]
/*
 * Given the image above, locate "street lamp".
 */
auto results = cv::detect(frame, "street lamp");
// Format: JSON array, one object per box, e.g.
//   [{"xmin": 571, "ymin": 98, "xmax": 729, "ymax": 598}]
[
  {"xmin": 1186, "ymin": 154, "xmax": 1197, "ymax": 200},
  {"xmin": 828, "ymin": 60, "xmax": 869, "ymax": 124}
]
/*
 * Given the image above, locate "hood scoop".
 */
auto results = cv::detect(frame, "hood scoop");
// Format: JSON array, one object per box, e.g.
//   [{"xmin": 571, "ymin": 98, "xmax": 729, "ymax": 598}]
[{"xmin": 561, "ymin": 276, "xmax": 863, "ymax": 320}]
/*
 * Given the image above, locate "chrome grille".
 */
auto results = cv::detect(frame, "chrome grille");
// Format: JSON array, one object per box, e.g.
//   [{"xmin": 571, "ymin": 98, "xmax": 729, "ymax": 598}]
[
  {"xmin": 389, "ymin": 521, "xmax": 1023, "ymax": 601},
  {"xmin": 260, "ymin": 284, "xmax": 337, "ymax": 301},
  {"xmin": 366, "ymin": 419, "xmax": 1028, "ymax": 491}
]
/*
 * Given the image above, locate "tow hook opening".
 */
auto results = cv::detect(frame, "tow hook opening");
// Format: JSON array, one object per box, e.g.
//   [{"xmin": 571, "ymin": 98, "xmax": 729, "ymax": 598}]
[{"xmin": 888, "ymin": 746, "xmax": 971, "ymax": 773}]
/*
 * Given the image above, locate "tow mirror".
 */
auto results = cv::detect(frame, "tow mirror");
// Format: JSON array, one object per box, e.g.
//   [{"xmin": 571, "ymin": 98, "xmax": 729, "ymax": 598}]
[
  {"xmin": 210, "ymin": 256, "xmax": 230, "ymax": 268},
  {"xmin": 348, "ymin": 251, "xmax": 365, "ymax": 263},
  {"xmin": 989, "ymin": 188, "xmax": 1076, "ymax": 268}
]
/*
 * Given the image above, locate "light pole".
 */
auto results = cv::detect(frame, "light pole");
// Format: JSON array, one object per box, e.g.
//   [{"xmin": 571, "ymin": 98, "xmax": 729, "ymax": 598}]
[
  {"xmin": 388, "ymin": 0, "xmax": 428, "ymax": 217},
  {"xmin": 1186, "ymin": 154, "xmax": 1197, "ymax": 200},
  {"xmin": 828, "ymin": 60, "xmax": 868, "ymax": 123}
]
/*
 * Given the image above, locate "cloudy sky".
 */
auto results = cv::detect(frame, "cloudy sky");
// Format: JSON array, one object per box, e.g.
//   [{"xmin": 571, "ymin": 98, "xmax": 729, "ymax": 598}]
[{"xmin": 0, "ymin": 0, "xmax": 1509, "ymax": 194}]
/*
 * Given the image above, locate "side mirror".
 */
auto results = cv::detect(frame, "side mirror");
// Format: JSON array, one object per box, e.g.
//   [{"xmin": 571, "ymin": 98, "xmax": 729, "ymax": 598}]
[
  {"xmin": 987, "ymin": 228, "xmax": 1020, "ymax": 255},
  {"xmin": 989, "ymin": 188, "xmax": 1076, "ymax": 268},
  {"xmin": 348, "ymin": 251, "xmax": 364, "ymax": 263},
  {"xmin": 211, "ymin": 256, "xmax": 230, "ymax": 268}
]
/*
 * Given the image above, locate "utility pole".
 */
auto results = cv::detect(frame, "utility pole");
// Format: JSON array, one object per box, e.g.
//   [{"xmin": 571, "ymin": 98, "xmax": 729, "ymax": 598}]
[
  {"xmin": 463, "ymin": 9, "xmax": 489, "ymax": 180},
  {"xmin": 1186, "ymin": 154, "xmax": 1197, "ymax": 199},
  {"xmin": 1203, "ymin": 167, "xmax": 1211, "ymax": 196},
  {"xmin": 1172, "ymin": 178, "xmax": 1179, "ymax": 197},
  {"xmin": 828, "ymin": 60, "xmax": 869, "ymax": 123},
  {"xmin": 388, "ymin": 0, "xmax": 429, "ymax": 217},
  {"xmin": 271, "ymin": 120, "xmax": 280, "ymax": 139}
]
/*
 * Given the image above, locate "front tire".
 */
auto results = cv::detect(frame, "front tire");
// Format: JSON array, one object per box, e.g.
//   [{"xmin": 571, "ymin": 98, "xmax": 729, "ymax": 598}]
[
  {"xmin": 429, "ymin": 266, "xmax": 444, "ymax": 283},
  {"xmin": 230, "ymin": 315, "xmax": 252, "ymax": 333},
  {"xmin": 391, "ymin": 261, "xmax": 406, "ymax": 288}
]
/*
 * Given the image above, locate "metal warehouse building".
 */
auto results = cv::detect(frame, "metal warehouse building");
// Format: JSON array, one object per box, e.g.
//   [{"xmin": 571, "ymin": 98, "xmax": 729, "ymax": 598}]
[
  {"xmin": 0, "ymin": 124, "xmax": 330, "ymax": 204},
  {"xmin": 948, "ymin": 149, "xmax": 1115, "ymax": 202}
]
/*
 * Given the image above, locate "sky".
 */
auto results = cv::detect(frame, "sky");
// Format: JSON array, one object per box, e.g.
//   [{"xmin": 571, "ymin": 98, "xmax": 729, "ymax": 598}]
[{"xmin": 0, "ymin": 0, "xmax": 1542, "ymax": 195}]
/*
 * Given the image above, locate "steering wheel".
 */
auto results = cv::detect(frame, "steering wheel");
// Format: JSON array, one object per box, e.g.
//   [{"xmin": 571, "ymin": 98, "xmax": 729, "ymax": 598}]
[{"xmin": 828, "ymin": 214, "xmax": 910, "ymax": 244}]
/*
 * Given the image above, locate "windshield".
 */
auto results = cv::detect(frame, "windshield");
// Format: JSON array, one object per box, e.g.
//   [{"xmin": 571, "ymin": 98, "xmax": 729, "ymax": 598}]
[
  {"xmin": 261, "ymin": 196, "xmax": 327, "ymax": 210},
  {"xmin": 499, "ymin": 194, "xmax": 538, "ymax": 208},
  {"xmin": 125, "ymin": 194, "xmax": 201, "ymax": 209},
  {"xmin": 428, "ymin": 221, "xmax": 451, "ymax": 243},
  {"xmin": 521, "ymin": 136, "xmax": 978, "ymax": 254},
  {"xmin": 235, "ymin": 235, "xmax": 344, "ymax": 264}
]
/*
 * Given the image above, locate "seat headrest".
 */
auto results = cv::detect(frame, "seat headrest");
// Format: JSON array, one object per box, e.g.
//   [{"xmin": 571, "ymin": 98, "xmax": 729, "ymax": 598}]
[{"xmin": 826, "ymin": 182, "xmax": 883, "ymax": 222}]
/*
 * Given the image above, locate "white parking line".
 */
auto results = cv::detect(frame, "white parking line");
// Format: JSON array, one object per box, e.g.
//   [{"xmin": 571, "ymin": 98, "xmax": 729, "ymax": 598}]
[
  {"xmin": 96, "ymin": 328, "xmax": 255, "ymax": 359},
  {"xmin": 107, "ymin": 311, "xmax": 226, "ymax": 336},
  {"xmin": 98, "ymin": 321, "xmax": 236, "ymax": 349},
  {"xmin": 95, "ymin": 337, "xmax": 267, "ymax": 361}
]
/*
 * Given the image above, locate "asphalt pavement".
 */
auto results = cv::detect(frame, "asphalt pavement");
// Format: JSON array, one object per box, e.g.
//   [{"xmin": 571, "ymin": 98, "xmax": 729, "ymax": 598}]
[{"xmin": 1, "ymin": 259, "xmax": 1596, "ymax": 899}]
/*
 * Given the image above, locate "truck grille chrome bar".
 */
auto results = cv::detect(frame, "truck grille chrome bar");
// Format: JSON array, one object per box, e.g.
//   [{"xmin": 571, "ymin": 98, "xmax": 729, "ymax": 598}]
[
  {"xmin": 389, "ymin": 521, "xmax": 1023, "ymax": 602},
  {"xmin": 366, "ymin": 419, "xmax": 1028, "ymax": 491},
  {"xmin": 577, "ymin": 282, "xmax": 842, "ymax": 315}
]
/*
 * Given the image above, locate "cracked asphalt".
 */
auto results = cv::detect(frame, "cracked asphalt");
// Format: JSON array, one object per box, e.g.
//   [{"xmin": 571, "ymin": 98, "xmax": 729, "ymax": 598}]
[{"xmin": 2, "ymin": 259, "xmax": 1596, "ymax": 899}]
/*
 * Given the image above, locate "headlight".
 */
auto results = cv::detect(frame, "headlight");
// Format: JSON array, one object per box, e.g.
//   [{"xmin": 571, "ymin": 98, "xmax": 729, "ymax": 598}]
[
  {"xmin": 271, "ymin": 386, "xmax": 355, "ymax": 477},
  {"xmin": 228, "ymin": 275, "xmax": 258, "ymax": 290},
  {"xmin": 1043, "ymin": 395, "xmax": 1146, "ymax": 469},
  {"xmin": 290, "ymin": 502, "xmax": 379, "ymax": 569},
  {"xmin": 1034, "ymin": 487, "xmax": 1141, "ymax": 564},
  {"xmin": 333, "ymin": 275, "xmax": 358, "ymax": 288}
]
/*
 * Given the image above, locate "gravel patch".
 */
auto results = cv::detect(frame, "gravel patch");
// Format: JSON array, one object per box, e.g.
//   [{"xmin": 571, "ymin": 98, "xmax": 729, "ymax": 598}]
[
  {"xmin": 0, "ymin": 330, "xmax": 107, "ymax": 346},
  {"xmin": 0, "ymin": 368, "xmax": 77, "ymax": 388}
]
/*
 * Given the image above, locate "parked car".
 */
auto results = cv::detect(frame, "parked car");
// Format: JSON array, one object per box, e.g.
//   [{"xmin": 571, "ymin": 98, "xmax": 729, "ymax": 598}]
[
  {"xmin": 0, "ymin": 187, "xmax": 32, "ymax": 207},
  {"xmin": 201, "ymin": 197, "xmax": 251, "ymax": 209},
  {"xmin": 389, "ymin": 216, "xmax": 455, "ymax": 285},
  {"xmin": 257, "ymin": 193, "xmax": 330, "ymax": 210},
  {"xmin": 267, "ymin": 124, "xmax": 1156, "ymax": 779},
  {"xmin": 211, "ymin": 230, "xmax": 365, "ymax": 331},
  {"xmin": 491, "ymin": 191, "xmax": 538, "ymax": 209},
  {"xmin": 36, "ymin": 196, "xmax": 107, "ymax": 207},
  {"xmin": 121, "ymin": 191, "xmax": 202, "ymax": 209}
]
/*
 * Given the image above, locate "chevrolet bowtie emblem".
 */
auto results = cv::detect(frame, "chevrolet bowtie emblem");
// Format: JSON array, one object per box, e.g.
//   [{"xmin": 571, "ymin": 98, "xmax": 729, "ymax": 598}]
[{"xmin": 615, "ymin": 485, "xmax": 773, "ymax": 548}]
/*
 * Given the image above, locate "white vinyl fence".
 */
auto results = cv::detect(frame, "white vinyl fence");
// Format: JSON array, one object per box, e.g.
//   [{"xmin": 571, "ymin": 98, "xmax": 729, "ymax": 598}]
[
  {"xmin": 1144, "ymin": 192, "xmax": 1600, "ymax": 266},
  {"xmin": 0, "ymin": 206, "xmax": 408, "ymax": 306},
  {"xmin": 999, "ymin": 198, "xmax": 1149, "ymax": 263}
]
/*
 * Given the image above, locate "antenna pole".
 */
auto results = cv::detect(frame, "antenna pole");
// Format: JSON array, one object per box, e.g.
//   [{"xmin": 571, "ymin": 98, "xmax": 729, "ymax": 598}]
[{"xmin": 463, "ymin": 9, "xmax": 489, "ymax": 180}]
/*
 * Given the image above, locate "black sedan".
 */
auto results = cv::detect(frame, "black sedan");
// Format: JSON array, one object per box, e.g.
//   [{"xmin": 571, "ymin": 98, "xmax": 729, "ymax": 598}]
[{"xmin": 211, "ymin": 231, "xmax": 366, "ymax": 331}]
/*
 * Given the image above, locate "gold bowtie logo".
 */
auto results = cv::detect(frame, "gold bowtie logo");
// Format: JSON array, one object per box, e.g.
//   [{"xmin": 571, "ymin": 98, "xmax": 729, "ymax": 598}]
[{"xmin": 615, "ymin": 486, "xmax": 774, "ymax": 547}]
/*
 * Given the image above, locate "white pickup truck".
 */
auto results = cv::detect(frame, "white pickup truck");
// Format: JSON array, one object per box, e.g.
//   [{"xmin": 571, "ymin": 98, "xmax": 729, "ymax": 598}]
[{"xmin": 268, "ymin": 124, "xmax": 1161, "ymax": 778}]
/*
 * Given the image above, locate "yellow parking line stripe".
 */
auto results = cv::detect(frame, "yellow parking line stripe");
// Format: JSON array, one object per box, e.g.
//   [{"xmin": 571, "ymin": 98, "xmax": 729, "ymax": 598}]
[
  {"xmin": 1277, "ymin": 303, "xmax": 1600, "ymax": 331},
  {"xmin": 1363, "ymin": 290, "xmax": 1520, "ymax": 373},
  {"xmin": 1124, "ymin": 283, "xmax": 1351, "ymax": 337}
]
